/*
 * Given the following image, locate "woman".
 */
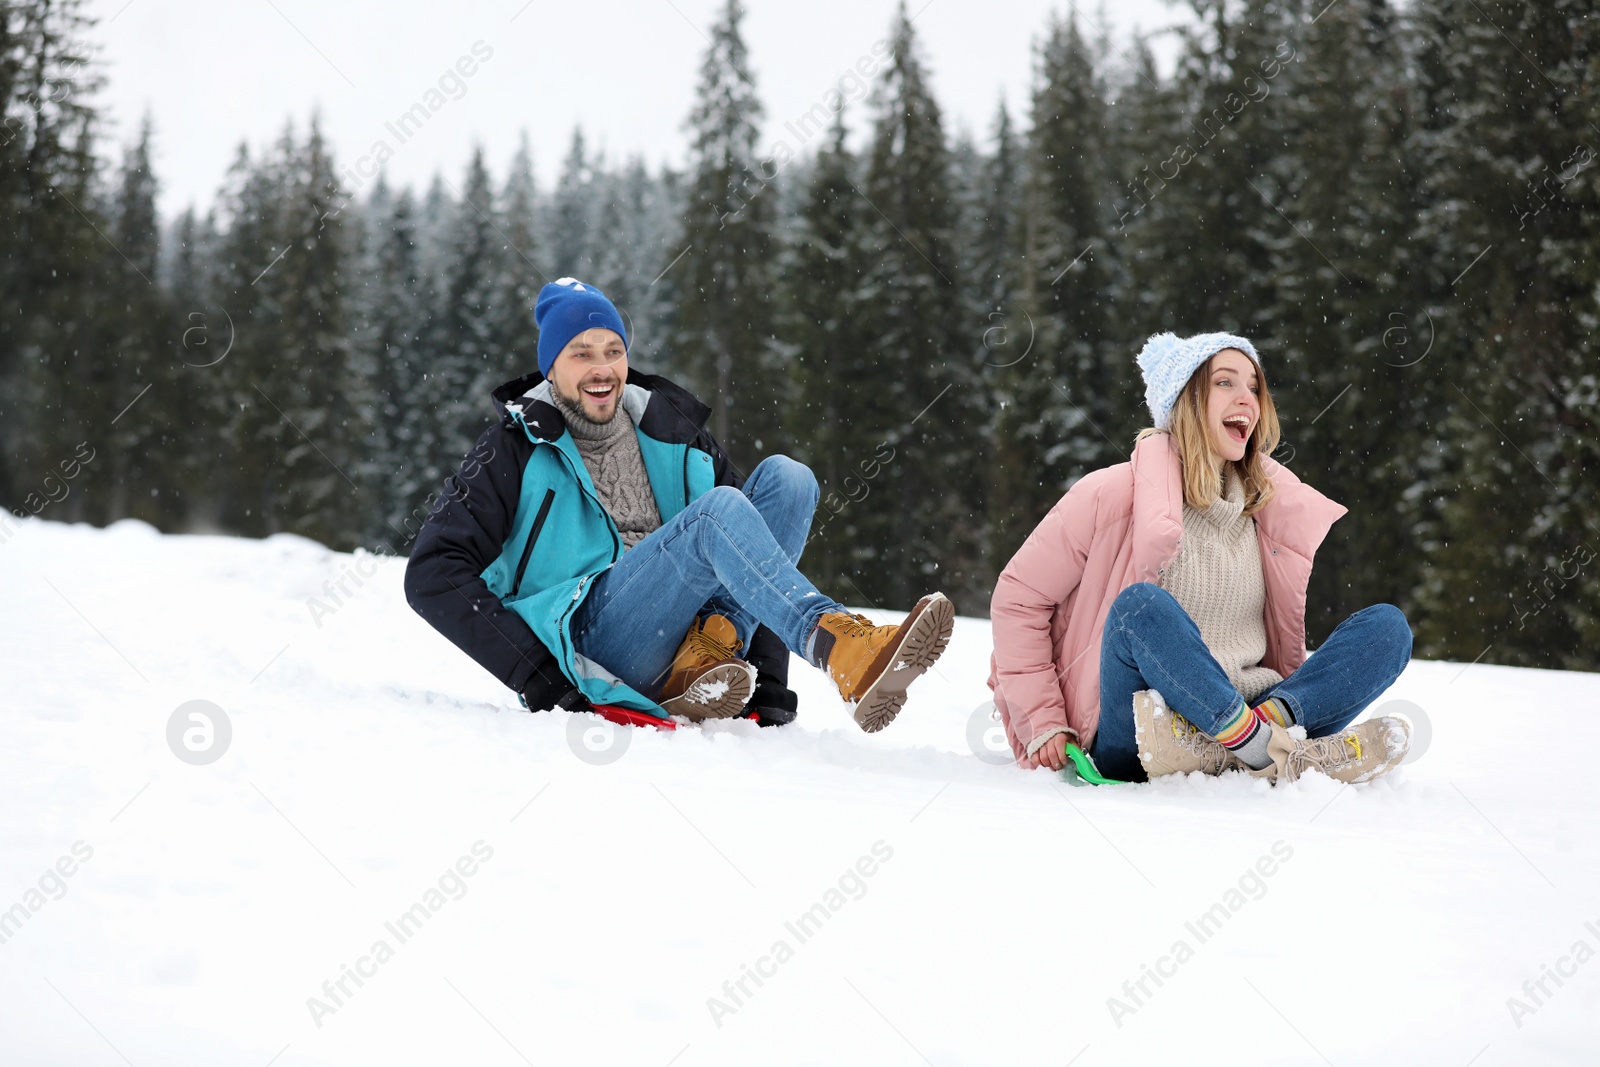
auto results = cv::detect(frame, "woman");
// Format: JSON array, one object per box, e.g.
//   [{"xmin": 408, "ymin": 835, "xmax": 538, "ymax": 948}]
[{"xmin": 988, "ymin": 332, "xmax": 1413, "ymax": 784}]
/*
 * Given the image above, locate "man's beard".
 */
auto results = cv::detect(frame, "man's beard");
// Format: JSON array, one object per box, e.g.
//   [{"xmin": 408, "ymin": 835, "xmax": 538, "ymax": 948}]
[{"xmin": 561, "ymin": 381, "xmax": 621, "ymax": 424}]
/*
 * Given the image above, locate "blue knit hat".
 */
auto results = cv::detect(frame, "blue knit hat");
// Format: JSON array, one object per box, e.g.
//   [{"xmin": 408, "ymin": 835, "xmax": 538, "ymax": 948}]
[
  {"xmin": 1136, "ymin": 331, "xmax": 1263, "ymax": 429},
  {"xmin": 535, "ymin": 277, "xmax": 628, "ymax": 377}
]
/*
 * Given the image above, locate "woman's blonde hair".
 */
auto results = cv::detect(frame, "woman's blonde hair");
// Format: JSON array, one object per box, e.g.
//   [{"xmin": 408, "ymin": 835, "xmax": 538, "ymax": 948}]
[{"xmin": 1136, "ymin": 350, "xmax": 1281, "ymax": 516}]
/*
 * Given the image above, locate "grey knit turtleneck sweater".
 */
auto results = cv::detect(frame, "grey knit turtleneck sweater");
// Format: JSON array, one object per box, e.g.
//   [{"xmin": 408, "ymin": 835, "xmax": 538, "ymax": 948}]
[
  {"xmin": 551, "ymin": 388, "xmax": 661, "ymax": 549},
  {"xmin": 1159, "ymin": 469, "xmax": 1283, "ymax": 703}
]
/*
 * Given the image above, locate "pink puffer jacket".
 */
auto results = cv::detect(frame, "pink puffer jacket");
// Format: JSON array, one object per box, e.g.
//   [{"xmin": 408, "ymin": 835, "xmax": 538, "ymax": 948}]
[{"xmin": 988, "ymin": 433, "xmax": 1347, "ymax": 766}]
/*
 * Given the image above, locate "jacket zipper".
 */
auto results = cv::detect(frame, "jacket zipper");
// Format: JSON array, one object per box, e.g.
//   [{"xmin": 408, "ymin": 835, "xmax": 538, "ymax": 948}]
[
  {"xmin": 550, "ymin": 441, "xmax": 622, "ymax": 564},
  {"xmin": 683, "ymin": 446, "xmax": 692, "ymax": 507},
  {"xmin": 511, "ymin": 488, "xmax": 556, "ymax": 595}
]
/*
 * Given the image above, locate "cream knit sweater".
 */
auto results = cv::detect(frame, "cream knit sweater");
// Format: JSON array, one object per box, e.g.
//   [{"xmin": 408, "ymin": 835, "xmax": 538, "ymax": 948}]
[{"xmin": 1159, "ymin": 470, "xmax": 1283, "ymax": 703}]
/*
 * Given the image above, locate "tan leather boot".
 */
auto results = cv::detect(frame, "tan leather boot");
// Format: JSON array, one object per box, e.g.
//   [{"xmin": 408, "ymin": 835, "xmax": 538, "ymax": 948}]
[
  {"xmin": 657, "ymin": 614, "xmax": 755, "ymax": 721},
  {"xmin": 810, "ymin": 593, "xmax": 955, "ymax": 732},
  {"xmin": 1250, "ymin": 716, "xmax": 1413, "ymax": 784},
  {"xmin": 1133, "ymin": 690, "xmax": 1242, "ymax": 777}
]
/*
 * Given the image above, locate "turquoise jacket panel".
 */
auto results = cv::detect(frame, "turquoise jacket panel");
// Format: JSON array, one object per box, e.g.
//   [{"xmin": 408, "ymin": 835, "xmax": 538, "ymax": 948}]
[{"xmin": 478, "ymin": 379, "xmax": 719, "ymax": 717}]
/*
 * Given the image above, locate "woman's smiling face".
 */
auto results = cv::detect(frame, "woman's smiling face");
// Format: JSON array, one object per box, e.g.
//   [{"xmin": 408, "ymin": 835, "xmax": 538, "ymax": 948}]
[{"xmin": 1204, "ymin": 349, "xmax": 1260, "ymax": 463}]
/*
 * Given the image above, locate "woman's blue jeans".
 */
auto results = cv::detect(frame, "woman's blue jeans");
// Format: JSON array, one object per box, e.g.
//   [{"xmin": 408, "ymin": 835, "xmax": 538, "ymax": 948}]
[
  {"xmin": 571, "ymin": 455, "xmax": 846, "ymax": 700},
  {"xmin": 1090, "ymin": 582, "xmax": 1413, "ymax": 782}
]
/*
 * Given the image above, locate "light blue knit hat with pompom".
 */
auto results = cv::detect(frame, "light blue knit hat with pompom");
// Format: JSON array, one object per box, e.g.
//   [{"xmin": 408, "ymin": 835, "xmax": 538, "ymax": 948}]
[{"xmin": 1136, "ymin": 331, "xmax": 1263, "ymax": 429}]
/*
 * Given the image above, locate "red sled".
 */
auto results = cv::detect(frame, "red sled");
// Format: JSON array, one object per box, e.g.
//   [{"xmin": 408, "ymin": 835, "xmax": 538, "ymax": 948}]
[{"xmin": 590, "ymin": 703, "xmax": 677, "ymax": 731}]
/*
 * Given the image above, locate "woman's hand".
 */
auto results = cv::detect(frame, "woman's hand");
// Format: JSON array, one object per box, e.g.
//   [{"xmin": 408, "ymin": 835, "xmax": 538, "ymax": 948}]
[{"xmin": 1035, "ymin": 733, "xmax": 1069, "ymax": 772}]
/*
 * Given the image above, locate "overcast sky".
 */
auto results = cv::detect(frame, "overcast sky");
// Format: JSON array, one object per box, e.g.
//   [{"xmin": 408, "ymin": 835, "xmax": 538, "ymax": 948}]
[{"xmin": 85, "ymin": 0, "xmax": 1189, "ymax": 219}]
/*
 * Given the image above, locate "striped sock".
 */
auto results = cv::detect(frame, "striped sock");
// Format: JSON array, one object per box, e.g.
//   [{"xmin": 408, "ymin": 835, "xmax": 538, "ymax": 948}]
[
  {"xmin": 1212, "ymin": 699, "xmax": 1273, "ymax": 770},
  {"xmin": 1252, "ymin": 696, "xmax": 1295, "ymax": 729}
]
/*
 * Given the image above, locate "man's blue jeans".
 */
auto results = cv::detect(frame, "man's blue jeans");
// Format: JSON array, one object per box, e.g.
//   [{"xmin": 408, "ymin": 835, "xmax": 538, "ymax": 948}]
[
  {"xmin": 1090, "ymin": 582, "xmax": 1413, "ymax": 782},
  {"xmin": 571, "ymin": 455, "xmax": 846, "ymax": 699}
]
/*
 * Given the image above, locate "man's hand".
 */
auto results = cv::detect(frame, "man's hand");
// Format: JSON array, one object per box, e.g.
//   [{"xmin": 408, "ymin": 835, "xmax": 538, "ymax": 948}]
[
  {"xmin": 1034, "ymin": 733, "xmax": 1069, "ymax": 772},
  {"xmin": 553, "ymin": 688, "xmax": 593, "ymax": 714},
  {"xmin": 519, "ymin": 671, "xmax": 589, "ymax": 714}
]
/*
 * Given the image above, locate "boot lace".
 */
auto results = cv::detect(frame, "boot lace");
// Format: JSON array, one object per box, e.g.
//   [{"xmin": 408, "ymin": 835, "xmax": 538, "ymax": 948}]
[
  {"xmin": 829, "ymin": 613, "xmax": 886, "ymax": 640},
  {"xmin": 1171, "ymin": 715, "xmax": 1207, "ymax": 751},
  {"xmin": 1288, "ymin": 732, "xmax": 1363, "ymax": 777},
  {"xmin": 687, "ymin": 621, "xmax": 742, "ymax": 662},
  {"xmin": 1171, "ymin": 714, "xmax": 1232, "ymax": 773}
]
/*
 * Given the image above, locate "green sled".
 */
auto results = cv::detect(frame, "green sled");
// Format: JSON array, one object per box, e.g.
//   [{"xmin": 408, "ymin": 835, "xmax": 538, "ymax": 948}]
[{"xmin": 1058, "ymin": 742, "xmax": 1130, "ymax": 787}]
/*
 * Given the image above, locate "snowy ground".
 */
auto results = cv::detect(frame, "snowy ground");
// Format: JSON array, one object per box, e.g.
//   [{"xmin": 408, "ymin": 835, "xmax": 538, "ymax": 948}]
[{"xmin": 2, "ymin": 517, "xmax": 1597, "ymax": 1066}]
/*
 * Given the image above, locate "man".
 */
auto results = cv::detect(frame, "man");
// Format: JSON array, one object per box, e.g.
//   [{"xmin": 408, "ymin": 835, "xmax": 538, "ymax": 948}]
[{"xmin": 404, "ymin": 277, "xmax": 954, "ymax": 731}]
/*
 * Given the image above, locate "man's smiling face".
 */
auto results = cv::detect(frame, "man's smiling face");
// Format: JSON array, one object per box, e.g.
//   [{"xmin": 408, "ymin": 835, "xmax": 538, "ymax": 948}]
[{"xmin": 549, "ymin": 327, "xmax": 628, "ymax": 423}]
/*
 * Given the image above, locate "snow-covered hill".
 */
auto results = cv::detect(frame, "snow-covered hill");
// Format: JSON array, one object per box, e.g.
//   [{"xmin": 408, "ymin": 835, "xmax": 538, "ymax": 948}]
[{"xmin": 2, "ymin": 518, "xmax": 1596, "ymax": 1066}]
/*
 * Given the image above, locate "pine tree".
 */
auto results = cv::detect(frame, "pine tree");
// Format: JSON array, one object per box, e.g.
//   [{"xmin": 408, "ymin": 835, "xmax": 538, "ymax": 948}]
[
  {"xmin": 211, "ymin": 131, "xmax": 294, "ymax": 537},
  {"xmin": 103, "ymin": 112, "xmax": 166, "ymax": 525},
  {"xmin": 590, "ymin": 156, "xmax": 677, "ymax": 366},
  {"xmin": 854, "ymin": 2, "xmax": 984, "ymax": 610},
  {"xmin": 672, "ymin": 0, "xmax": 782, "ymax": 461},
  {"xmin": 549, "ymin": 127, "xmax": 593, "ymax": 280},
  {"xmin": 962, "ymin": 100, "xmax": 1040, "ymax": 575},
  {"xmin": 492, "ymin": 132, "xmax": 543, "ymax": 381},
  {"xmin": 416, "ymin": 147, "xmax": 504, "ymax": 499},
  {"xmin": 1035, "ymin": 12, "xmax": 1132, "ymax": 457},
  {"xmin": 0, "ymin": 0, "xmax": 28, "ymax": 507},
  {"xmin": 162, "ymin": 201, "xmax": 221, "ymax": 529},
  {"xmin": 784, "ymin": 110, "xmax": 872, "ymax": 588},
  {"xmin": 252, "ymin": 115, "xmax": 366, "ymax": 546},
  {"xmin": 1408, "ymin": 0, "xmax": 1600, "ymax": 669},
  {"xmin": 1117, "ymin": 0, "xmax": 1285, "ymax": 335},
  {"xmin": 357, "ymin": 179, "xmax": 438, "ymax": 548},
  {"xmin": 3, "ymin": 0, "xmax": 107, "ymax": 518}
]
